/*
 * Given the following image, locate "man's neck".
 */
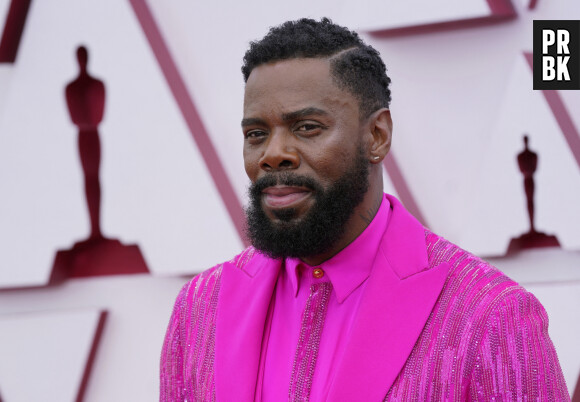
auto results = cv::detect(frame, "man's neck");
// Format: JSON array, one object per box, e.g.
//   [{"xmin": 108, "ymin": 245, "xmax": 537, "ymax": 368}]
[{"xmin": 300, "ymin": 189, "xmax": 384, "ymax": 266}]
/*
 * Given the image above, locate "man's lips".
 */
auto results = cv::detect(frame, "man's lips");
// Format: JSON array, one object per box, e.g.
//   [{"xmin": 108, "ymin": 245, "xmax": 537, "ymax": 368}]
[{"xmin": 262, "ymin": 186, "xmax": 312, "ymax": 208}]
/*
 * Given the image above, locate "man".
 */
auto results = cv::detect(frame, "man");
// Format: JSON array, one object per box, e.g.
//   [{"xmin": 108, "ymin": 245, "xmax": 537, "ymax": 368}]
[{"xmin": 161, "ymin": 18, "xmax": 569, "ymax": 401}]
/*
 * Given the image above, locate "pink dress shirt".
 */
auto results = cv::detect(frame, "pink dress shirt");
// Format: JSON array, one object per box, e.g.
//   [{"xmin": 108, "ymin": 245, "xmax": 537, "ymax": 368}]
[{"xmin": 261, "ymin": 198, "xmax": 390, "ymax": 401}]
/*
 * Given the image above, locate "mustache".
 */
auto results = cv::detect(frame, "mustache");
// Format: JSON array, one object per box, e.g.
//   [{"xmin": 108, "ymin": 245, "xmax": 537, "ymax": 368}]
[{"xmin": 249, "ymin": 172, "xmax": 322, "ymax": 198}]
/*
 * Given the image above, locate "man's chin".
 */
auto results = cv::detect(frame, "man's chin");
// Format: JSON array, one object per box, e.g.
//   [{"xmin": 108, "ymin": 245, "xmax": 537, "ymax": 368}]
[{"xmin": 270, "ymin": 207, "xmax": 300, "ymax": 222}]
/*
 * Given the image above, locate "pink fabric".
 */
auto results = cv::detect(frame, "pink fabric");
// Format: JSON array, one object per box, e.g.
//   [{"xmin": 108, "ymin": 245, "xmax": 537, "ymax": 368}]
[
  {"xmin": 288, "ymin": 281, "xmax": 332, "ymax": 401},
  {"xmin": 262, "ymin": 197, "xmax": 390, "ymax": 401},
  {"xmin": 160, "ymin": 194, "xmax": 570, "ymax": 401}
]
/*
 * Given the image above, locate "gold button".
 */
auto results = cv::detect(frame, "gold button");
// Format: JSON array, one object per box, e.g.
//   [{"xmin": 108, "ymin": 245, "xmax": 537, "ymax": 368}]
[{"xmin": 313, "ymin": 268, "xmax": 324, "ymax": 279}]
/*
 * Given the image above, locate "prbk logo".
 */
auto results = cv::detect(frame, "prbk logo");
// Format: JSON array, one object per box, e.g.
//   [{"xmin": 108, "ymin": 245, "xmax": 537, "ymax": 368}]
[{"xmin": 533, "ymin": 20, "xmax": 580, "ymax": 90}]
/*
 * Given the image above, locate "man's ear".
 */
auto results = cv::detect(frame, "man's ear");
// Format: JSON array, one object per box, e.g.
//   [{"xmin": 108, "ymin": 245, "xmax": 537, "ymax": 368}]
[{"xmin": 368, "ymin": 108, "xmax": 392, "ymax": 163}]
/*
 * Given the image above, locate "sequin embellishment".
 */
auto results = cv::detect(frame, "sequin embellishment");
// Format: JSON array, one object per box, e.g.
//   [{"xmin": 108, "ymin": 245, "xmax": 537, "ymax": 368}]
[{"xmin": 289, "ymin": 282, "xmax": 332, "ymax": 401}]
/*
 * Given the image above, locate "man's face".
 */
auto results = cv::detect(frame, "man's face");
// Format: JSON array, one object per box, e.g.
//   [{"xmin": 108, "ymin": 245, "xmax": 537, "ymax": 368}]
[{"xmin": 242, "ymin": 58, "xmax": 370, "ymax": 260}]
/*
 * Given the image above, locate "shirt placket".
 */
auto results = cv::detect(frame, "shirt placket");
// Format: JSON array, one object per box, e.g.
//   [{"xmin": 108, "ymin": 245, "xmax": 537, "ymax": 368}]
[{"xmin": 288, "ymin": 266, "xmax": 332, "ymax": 401}]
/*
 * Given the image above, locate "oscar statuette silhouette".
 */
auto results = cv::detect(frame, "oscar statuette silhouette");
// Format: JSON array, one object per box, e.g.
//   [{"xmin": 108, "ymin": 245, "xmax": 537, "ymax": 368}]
[
  {"xmin": 507, "ymin": 135, "xmax": 560, "ymax": 254},
  {"xmin": 51, "ymin": 46, "xmax": 149, "ymax": 280}
]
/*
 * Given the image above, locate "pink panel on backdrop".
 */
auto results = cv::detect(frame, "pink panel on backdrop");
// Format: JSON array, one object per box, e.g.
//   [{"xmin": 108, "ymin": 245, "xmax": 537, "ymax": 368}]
[
  {"xmin": 369, "ymin": 0, "xmax": 515, "ymax": 37},
  {"xmin": 0, "ymin": 0, "xmax": 31, "ymax": 63},
  {"xmin": 524, "ymin": 52, "xmax": 580, "ymax": 172},
  {"xmin": 383, "ymin": 152, "xmax": 428, "ymax": 227},
  {"xmin": 128, "ymin": 0, "xmax": 248, "ymax": 246}
]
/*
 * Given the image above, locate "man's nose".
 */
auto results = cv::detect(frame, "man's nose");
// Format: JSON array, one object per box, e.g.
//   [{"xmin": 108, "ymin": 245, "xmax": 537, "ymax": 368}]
[{"xmin": 259, "ymin": 131, "xmax": 299, "ymax": 171}]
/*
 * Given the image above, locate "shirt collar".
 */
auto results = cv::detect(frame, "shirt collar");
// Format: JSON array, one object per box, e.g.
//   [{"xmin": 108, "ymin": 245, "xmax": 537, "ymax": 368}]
[{"xmin": 285, "ymin": 195, "xmax": 390, "ymax": 303}]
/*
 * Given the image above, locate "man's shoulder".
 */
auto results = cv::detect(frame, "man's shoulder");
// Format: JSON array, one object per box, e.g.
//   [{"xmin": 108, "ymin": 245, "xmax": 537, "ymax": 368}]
[
  {"xmin": 177, "ymin": 246, "xmax": 261, "ymax": 299},
  {"xmin": 227, "ymin": 246, "xmax": 261, "ymax": 270},
  {"xmin": 419, "ymin": 230, "xmax": 553, "ymax": 348},
  {"xmin": 424, "ymin": 230, "xmax": 529, "ymax": 306}
]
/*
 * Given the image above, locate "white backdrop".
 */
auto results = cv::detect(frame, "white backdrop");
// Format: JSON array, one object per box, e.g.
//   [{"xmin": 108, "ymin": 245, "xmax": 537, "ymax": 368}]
[{"xmin": 0, "ymin": 0, "xmax": 579, "ymax": 400}]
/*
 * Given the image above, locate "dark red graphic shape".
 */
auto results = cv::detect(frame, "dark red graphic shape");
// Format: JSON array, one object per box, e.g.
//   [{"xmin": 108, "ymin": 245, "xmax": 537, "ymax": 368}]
[
  {"xmin": 369, "ymin": 0, "xmax": 515, "ymax": 37},
  {"xmin": 524, "ymin": 52, "xmax": 580, "ymax": 172},
  {"xmin": 0, "ymin": 0, "xmax": 31, "ymax": 62},
  {"xmin": 51, "ymin": 238, "xmax": 150, "ymax": 280},
  {"xmin": 507, "ymin": 135, "xmax": 560, "ymax": 253},
  {"xmin": 128, "ymin": 0, "xmax": 249, "ymax": 246},
  {"xmin": 76, "ymin": 311, "xmax": 107, "ymax": 402},
  {"xmin": 573, "ymin": 371, "xmax": 580, "ymax": 402},
  {"xmin": 383, "ymin": 152, "xmax": 428, "ymax": 227},
  {"xmin": 51, "ymin": 46, "xmax": 149, "ymax": 282},
  {"xmin": 518, "ymin": 135, "xmax": 538, "ymax": 233},
  {"xmin": 485, "ymin": 0, "xmax": 517, "ymax": 16},
  {"xmin": 66, "ymin": 46, "xmax": 105, "ymax": 242}
]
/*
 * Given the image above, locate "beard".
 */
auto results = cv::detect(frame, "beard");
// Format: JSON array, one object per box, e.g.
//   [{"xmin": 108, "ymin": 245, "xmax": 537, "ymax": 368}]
[{"xmin": 245, "ymin": 147, "xmax": 370, "ymax": 260}]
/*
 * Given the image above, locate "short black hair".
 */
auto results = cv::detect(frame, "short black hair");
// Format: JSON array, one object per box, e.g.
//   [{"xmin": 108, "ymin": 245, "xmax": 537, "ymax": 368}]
[{"xmin": 241, "ymin": 18, "xmax": 392, "ymax": 117}]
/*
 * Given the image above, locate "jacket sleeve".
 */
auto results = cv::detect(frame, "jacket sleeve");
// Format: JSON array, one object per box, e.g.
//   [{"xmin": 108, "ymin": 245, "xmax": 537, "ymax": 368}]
[
  {"xmin": 160, "ymin": 282, "xmax": 189, "ymax": 401},
  {"xmin": 469, "ymin": 288, "xmax": 570, "ymax": 400}
]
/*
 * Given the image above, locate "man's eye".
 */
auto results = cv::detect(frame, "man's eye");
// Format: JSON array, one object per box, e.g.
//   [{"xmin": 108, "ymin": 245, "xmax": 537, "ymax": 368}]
[
  {"xmin": 296, "ymin": 124, "xmax": 321, "ymax": 132},
  {"xmin": 245, "ymin": 130, "xmax": 266, "ymax": 139}
]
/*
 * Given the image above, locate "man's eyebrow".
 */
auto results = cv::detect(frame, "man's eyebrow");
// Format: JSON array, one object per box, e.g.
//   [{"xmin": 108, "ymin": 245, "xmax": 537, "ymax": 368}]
[
  {"xmin": 281, "ymin": 107, "xmax": 328, "ymax": 122},
  {"xmin": 241, "ymin": 107, "xmax": 329, "ymax": 128},
  {"xmin": 241, "ymin": 117, "xmax": 266, "ymax": 128}
]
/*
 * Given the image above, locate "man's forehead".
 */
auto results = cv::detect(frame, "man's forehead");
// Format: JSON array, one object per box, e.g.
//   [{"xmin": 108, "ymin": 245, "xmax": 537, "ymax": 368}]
[
  {"xmin": 243, "ymin": 58, "xmax": 350, "ymax": 107},
  {"xmin": 245, "ymin": 58, "xmax": 332, "ymax": 87},
  {"xmin": 241, "ymin": 57, "xmax": 364, "ymax": 124}
]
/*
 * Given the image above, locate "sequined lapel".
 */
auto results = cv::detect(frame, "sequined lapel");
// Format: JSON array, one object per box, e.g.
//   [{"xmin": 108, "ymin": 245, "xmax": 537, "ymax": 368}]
[
  {"xmin": 327, "ymin": 195, "xmax": 450, "ymax": 400},
  {"xmin": 214, "ymin": 253, "xmax": 281, "ymax": 401}
]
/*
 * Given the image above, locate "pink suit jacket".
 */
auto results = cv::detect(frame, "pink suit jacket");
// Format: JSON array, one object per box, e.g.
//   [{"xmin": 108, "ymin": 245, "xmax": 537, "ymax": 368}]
[{"xmin": 161, "ymin": 194, "xmax": 569, "ymax": 401}]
